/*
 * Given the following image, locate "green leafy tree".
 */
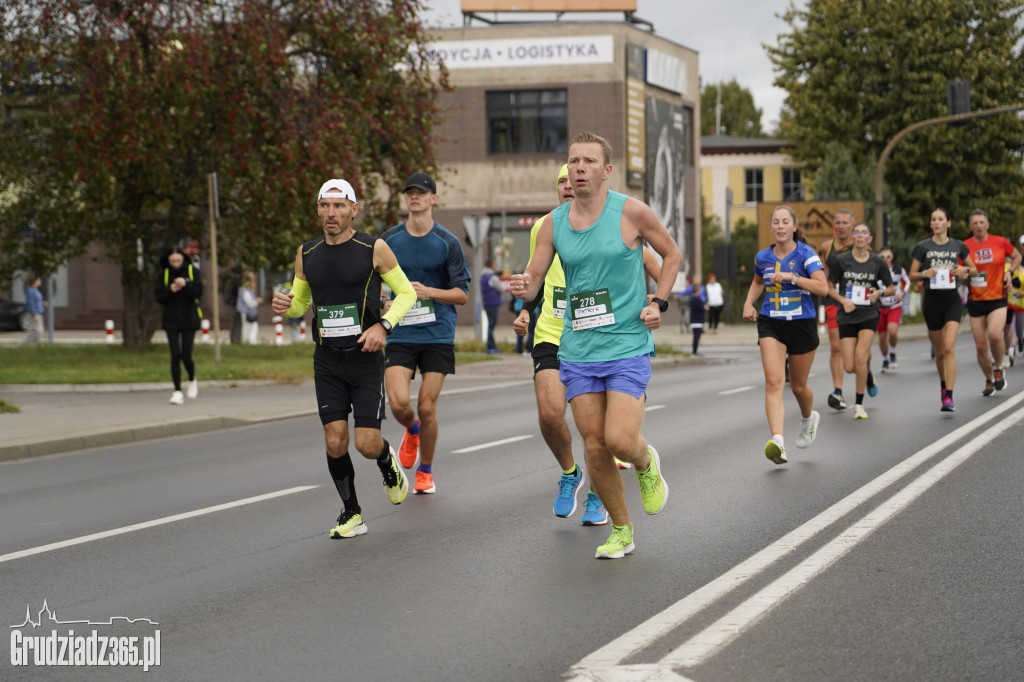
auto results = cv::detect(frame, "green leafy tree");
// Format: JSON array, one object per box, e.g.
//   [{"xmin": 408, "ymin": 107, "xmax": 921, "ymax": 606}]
[
  {"xmin": 0, "ymin": 0, "xmax": 448, "ymax": 347},
  {"xmin": 700, "ymin": 79, "xmax": 765, "ymax": 137},
  {"xmin": 769, "ymin": 0, "xmax": 1024, "ymax": 245}
]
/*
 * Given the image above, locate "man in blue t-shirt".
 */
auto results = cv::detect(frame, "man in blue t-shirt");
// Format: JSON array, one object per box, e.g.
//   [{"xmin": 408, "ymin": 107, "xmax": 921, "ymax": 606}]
[
  {"xmin": 381, "ymin": 172, "xmax": 471, "ymax": 496},
  {"xmin": 20, "ymin": 276, "xmax": 45, "ymax": 347}
]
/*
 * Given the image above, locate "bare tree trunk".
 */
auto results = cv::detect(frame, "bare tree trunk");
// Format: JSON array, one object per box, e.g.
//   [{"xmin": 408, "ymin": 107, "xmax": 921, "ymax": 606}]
[{"xmin": 121, "ymin": 267, "xmax": 161, "ymax": 349}]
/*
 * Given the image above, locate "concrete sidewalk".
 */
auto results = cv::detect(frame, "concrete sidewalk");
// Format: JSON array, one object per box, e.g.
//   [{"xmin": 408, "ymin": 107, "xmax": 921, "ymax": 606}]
[{"xmin": 0, "ymin": 320, "xmax": 933, "ymax": 463}]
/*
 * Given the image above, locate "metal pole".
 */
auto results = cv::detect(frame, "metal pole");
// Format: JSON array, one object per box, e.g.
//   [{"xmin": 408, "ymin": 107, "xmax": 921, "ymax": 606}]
[
  {"xmin": 873, "ymin": 104, "xmax": 1024, "ymax": 245},
  {"xmin": 208, "ymin": 172, "xmax": 222, "ymax": 365}
]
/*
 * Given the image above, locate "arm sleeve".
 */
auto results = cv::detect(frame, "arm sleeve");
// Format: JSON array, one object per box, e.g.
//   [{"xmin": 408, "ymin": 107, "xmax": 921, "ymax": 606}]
[
  {"xmin": 284, "ymin": 278, "xmax": 312, "ymax": 318},
  {"xmin": 381, "ymin": 265, "xmax": 416, "ymax": 326}
]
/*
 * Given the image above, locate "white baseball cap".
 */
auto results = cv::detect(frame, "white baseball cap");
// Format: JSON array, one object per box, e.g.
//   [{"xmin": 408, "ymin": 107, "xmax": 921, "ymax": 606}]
[{"xmin": 317, "ymin": 179, "xmax": 357, "ymax": 203}]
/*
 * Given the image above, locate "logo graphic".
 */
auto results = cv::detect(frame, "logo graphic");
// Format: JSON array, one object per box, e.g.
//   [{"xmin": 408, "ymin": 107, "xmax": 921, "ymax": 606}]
[{"xmin": 10, "ymin": 600, "xmax": 160, "ymax": 671}]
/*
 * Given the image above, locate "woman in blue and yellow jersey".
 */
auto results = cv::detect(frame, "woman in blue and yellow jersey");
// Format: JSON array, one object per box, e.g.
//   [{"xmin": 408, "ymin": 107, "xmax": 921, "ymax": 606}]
[{"xmin": 743, "ymin": 205, "xmax": 829, "ymax": 466}]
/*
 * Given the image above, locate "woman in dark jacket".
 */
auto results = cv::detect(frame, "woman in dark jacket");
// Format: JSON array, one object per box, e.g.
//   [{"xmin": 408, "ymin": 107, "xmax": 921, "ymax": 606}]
[{"xmin": 155, "ymin": 247, "xmax": 203, "ymax": 405}]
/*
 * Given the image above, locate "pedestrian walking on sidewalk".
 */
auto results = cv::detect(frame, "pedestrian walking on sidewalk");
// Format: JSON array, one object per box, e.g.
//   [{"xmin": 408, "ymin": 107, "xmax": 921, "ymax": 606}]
[
  {"xmin": 19, "ymin": 276, "xmax": 45, "ymax": 347},
  {"xmin": 155, "ymin": 248, "xmax": 203, "ymax": 405},
  {"xmin": 272, "ymin": 178, "xmax": 417, "ymax": 539}
]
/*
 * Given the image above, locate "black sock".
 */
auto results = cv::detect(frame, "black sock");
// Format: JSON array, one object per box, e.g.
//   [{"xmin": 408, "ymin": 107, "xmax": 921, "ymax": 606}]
[
  {"xmin": 326, "ymin": 452, "xmax": 359, "ymax": 514},
  {"xmin": 941, "ymin": 380, "xmax": 947, "ymax": 391},
  {"xmin": 375, "ymin": 440, "xmax": 392, "ymax": 472},
  {"xmin": 856, "ymin": 393, "xmax": 864, "ymax": 404}
]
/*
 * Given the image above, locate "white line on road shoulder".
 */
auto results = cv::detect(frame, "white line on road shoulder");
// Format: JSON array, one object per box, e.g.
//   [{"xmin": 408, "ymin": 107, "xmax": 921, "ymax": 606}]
[
  {"xmin": 0, "ymin": 486, "xmax": 319, "ymax": 564},
  {"xmin": 719, "ymin": 386, "xmax": 755, "ymax": 396},
  {"xmin": 452, "ymin": 435, "xmax": 533, "ymax": 454},
  {"xmin": 645, "ymin": 405, "xmax": 666, "ymax": 412}
]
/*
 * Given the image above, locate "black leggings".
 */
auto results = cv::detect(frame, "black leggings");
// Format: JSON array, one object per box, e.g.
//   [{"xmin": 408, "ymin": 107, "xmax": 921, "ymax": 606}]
[{"xmin": 166, "ymin": 329, "xmax": 196, "ymax": 390}]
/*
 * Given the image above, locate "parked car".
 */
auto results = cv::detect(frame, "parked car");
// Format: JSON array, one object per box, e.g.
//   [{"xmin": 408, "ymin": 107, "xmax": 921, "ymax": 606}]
[{"xmin": 0, "ymin": 296, "xmax": 33, "ymax": 332}]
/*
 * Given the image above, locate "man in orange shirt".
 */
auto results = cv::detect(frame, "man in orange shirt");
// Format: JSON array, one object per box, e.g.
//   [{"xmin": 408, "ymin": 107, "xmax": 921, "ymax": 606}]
[{"xmin": 964, "ymin": 209, "xmax": 1021, "ymax": 395}]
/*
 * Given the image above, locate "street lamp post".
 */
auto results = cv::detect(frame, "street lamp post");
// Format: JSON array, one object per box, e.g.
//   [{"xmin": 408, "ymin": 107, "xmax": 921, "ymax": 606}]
[
  {"xmin": 873, "ymin": 104, "xmax": 1024, "ymax": 246},
  {"xmin": 462, "ymin": 215, "xmax": 491, "ymax": 343}
]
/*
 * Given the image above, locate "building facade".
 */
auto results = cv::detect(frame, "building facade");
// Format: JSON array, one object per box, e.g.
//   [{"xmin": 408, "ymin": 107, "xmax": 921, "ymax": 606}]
[
  {"xmin": 427, "ymin": 20, "xmax": 701, "ymax": 314},
  {"xmin": 700, "ymin": 134, "xmax": 802, "ymax": 237}
]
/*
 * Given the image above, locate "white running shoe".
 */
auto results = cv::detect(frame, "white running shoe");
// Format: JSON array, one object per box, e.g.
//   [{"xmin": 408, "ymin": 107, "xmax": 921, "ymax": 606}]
[
  {"xmin": 169, "ymin": 391, "xmax": 185, "ymax": 405},
  {"xmin": 186, "ymin": 379, "xmax": 198, "ymax": 399},
  {"xmin": 764, "ymin": 436, "xmax": 787, "ymax": 465},
  {"xmin": 795, "ymin": 410, "xmax": 820, "ymax": 448}
]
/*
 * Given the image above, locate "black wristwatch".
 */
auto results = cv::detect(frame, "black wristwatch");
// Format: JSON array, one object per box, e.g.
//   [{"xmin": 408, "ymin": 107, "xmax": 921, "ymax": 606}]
[
  {"xmin": 651, "ymin": 297, "xmax": 669, "ymax": 312},
  {"xmin": 379, "ymin": 319, "xmax": 393, "ymax": 336}
]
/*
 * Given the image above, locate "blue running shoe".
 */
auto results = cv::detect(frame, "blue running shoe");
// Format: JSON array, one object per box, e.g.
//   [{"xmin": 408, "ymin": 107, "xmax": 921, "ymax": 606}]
[
  {"xmin": 580, "ymin": 492, "xmax": 609, "ymax": 526},
  {"xmin": 553, "ymin": 467, "xmax": 584, "ymax": 518},
  {"xmin": 867, "ymin": 373, "xmax": 879, "ymax": 397}
]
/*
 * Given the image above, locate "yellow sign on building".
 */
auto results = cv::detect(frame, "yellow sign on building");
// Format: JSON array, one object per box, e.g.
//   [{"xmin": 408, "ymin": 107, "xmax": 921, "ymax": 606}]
[{"xmin": 757, "ymin": 201, "xmax": 865, "ymax": 250}]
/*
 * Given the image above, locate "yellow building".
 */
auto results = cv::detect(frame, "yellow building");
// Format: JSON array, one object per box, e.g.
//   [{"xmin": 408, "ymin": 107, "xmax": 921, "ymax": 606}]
[{"xmin": 700, "ymin": 135, "xmax": 802, "ymax": 237}]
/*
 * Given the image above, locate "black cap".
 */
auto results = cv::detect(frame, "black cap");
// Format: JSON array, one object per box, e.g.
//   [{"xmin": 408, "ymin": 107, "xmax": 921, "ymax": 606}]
[{"xmin": 403, "ymin": 172, "xmax": 437, "ymax": 194}]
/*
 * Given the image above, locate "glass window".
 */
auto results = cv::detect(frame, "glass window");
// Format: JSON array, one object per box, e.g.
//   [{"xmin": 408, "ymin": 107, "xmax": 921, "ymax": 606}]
[
  {"xmin": 487, "ymin": 90, "xmax": 568, "ymax": 155},
  {"xmin": 782, "ymin": 167, "xmax": 802, "ymax": 201},
  {"xmin": 744, "ymin": 168, "xmax": 763, "ymax": 203}
]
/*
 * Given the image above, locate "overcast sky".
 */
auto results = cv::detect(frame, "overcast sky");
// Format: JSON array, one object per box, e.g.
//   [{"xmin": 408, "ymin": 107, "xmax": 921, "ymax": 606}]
[{"xmin": 419, "ymin": 0, "xmax": 798, "ymax": 133}]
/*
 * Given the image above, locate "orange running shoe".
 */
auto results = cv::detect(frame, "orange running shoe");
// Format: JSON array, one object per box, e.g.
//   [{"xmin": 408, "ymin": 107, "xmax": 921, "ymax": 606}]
[
  {"xmin": 414, "ymin": 470, "xmax": 436, "ymax": 494},
  {"xmin": 398, "ymin": 421, "xmax": 420, "ymax": 469}
]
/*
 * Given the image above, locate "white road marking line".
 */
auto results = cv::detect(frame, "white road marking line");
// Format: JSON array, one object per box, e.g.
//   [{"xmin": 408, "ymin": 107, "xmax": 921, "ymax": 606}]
[
  {"xmin": 663, "ymin": 399, "xmax": 1024, "ymax": 667},
  {"xmin": 645, "ymin": 404, "xmax": 666, "ymax": 412},
  {"xmin": 452, "ymin": 435, "xmax": 533, "ymax": 454},
  {"xmin": 719, "ymin": 386, "xmax": 755, "ymax": 395},
  {"xmin": 571, "ymin": 391, "xmax": 1024, "ymax": 674},
  {"xmin": 439, "ymin": 380, "xmax": 532, "ymax": 398},
  {"xmin": 0, "ymin": 486, "xmax": 319, "ymax": 564}
]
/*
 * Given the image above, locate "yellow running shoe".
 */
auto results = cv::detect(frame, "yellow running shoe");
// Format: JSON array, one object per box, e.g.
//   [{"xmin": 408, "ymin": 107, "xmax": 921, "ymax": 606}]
[
  {"xmin": 381, "ymin": 447, "xmax": 408, "ymax": 504},
  {"xmin": 595, "ymin": 523, "xmax": 635, "ymax": 559},
  {"xmin": 330, "ymin": 510, "xmax": 366, "ymax": 538},
  {"xmin": 636, "ymin": 445, "xmax": 669, "ymax": 514}
]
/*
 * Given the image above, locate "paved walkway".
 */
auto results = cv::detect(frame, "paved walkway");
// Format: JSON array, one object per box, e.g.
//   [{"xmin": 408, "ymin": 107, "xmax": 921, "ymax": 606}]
[{"xmin": 0, "ymin": 320, "xmax": 935, "ymax": 462}]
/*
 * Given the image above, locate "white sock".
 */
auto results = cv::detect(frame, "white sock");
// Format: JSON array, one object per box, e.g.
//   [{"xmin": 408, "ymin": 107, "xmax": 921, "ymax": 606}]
[
  {"xmin": 801, "ymin": 415, "xmax": 813, "ymax": 426},
  {"xmin": 772, "ymin": 434, "xmax": 785, "ymax": 448}
]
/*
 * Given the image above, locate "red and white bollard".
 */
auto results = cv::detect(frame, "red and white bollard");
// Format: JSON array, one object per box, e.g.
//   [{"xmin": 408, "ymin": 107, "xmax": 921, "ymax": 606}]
[
  {"xmin": 200, "ymin": 318, "xmax": 211, "ymax": 344},
  {"xmin": 299, "ymin": 320, "xmax": 307, "ymax": 342},
  {"xmin": 273, "ymin": 315, "xmax": 284, "ymax": 346},
  {"xmin": 105, "ymin": 319, "xmax": 115, "ymax": 344}
]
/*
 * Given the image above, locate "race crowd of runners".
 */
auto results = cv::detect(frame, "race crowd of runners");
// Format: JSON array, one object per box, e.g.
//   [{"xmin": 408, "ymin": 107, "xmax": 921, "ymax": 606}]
[{"xmin": 271, "ymin": 129, "xmax": 1024, "ymax": 559}]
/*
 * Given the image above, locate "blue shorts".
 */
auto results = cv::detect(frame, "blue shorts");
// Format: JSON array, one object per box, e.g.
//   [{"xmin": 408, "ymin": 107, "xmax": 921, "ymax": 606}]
[{"xmin": 559, "ymin": 354, "xmax": 651, "ymax": 402}]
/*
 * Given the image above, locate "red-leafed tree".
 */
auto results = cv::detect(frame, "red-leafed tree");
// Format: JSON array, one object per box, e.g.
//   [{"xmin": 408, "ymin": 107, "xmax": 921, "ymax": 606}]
[{"xmin": 0, "ymin": 0, "xmax": 448, "ymax": 347}]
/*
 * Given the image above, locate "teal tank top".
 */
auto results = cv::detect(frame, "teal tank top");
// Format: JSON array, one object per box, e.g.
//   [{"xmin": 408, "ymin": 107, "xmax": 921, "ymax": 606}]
[{"xmin": 551, "ymin": 190, "xmax": 654, "ymax": 362}]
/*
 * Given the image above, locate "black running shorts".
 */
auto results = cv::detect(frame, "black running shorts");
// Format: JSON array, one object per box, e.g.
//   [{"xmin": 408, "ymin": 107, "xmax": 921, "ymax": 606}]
[
  {"xmin": 757, "ymin": 315, "xmax": 819, "ymax": 355},
  {"xmin": 384, "ymin": 342, "xmax": 456, "ymax": 377},
  {"xmin": 530, "ymin": 342, "xmax": 560, "ymax": 376},
  {"xmin": 313, "ymin": 345, "xmax": 386, "ymax": 428},
  {"xmin": 838, "ymin": 316, "xmax": 880, "ymax": 339},
  {"xmin": 967, "ymin": 297, "xmax": 1007, "ymax": 318},
  {"xmin": 922, "ymin": 290, "xmax": 964, "ymax": 331}
]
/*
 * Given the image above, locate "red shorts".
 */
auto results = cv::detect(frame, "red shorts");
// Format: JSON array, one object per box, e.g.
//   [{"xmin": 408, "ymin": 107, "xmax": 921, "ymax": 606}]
[
  {"xmin": 826, "ymin": 305, "xmax": 838, "ymax": 330},
  {"xmin": 877, "ymin": 305, "xmax": 902, "ymax": 331}
]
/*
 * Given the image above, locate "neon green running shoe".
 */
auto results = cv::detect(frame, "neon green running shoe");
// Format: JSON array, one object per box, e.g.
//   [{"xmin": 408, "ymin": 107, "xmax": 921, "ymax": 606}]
[
  {"xmin": 595, "ymin": 523, "xmax": 635, "ymax": 559},
  {"xmin": 636, "ymin": 445, "xmax": 669, "ymax": 514},
  {"xmin": 381, "ymin": 446, "xmax": 408, "ymax": 504},
  {"xmin": 330, "ymin": 510, "xmax": 366, "ymax": 539}
]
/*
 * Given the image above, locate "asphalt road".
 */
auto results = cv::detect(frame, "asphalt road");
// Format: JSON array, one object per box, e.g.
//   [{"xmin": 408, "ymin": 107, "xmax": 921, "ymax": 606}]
[{"xmin": 3, "ymin": 338, "xmax": 1023, "ymax": 681}]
